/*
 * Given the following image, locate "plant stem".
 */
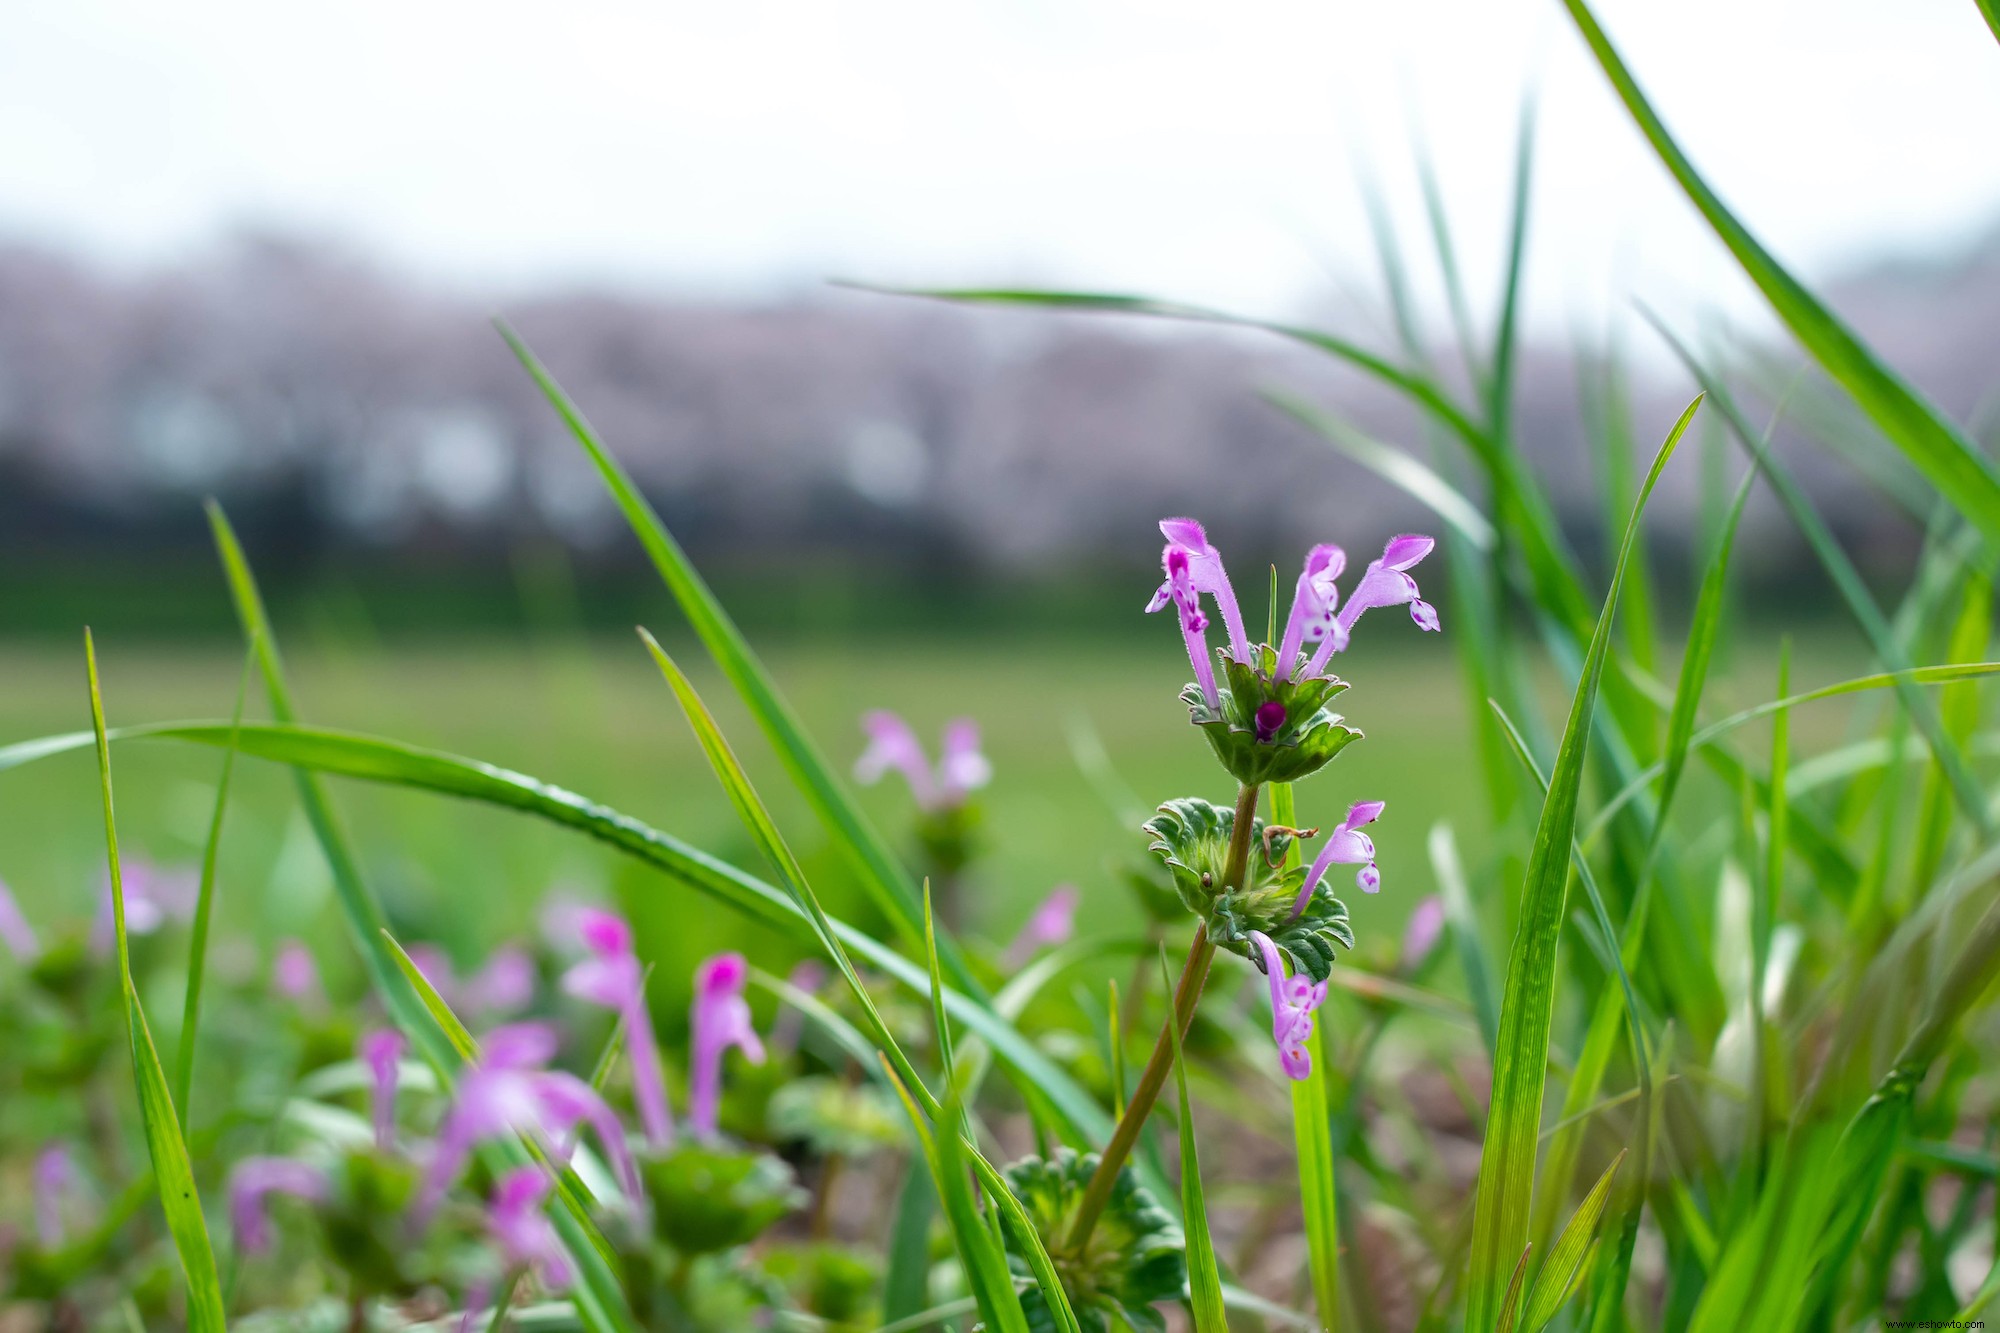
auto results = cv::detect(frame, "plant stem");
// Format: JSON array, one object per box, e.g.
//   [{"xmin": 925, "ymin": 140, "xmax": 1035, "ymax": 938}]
[{"xmin": 1064, "ymin": 782, "xmax": 1260, "ymax": 1254}]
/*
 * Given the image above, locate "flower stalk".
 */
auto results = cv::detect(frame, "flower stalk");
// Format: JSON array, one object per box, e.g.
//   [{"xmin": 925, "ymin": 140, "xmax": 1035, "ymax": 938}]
[{"xmin": 1063, "ymin": 780, "xmax": 1260, "ymax": 1255}]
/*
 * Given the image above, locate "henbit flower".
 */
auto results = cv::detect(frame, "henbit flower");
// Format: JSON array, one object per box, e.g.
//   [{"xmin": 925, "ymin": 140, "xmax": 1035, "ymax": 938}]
[
  {"xmin": 1308, "ymin": 535, "xmax": 1439, "ymax": 673},
  {"xmin": 1151, "ymin": 518, "xmax": 1252, "ymax": 665},
  {"xmin": 360, "ymin": 1028, "xmax": 407, "ymax": 1152},
  {"xmin": 937, "ymin": 719, "xmax": 994, "ymax": 802},
  {"xmin": 0, "ymin": 879, "xmax": 38, "ymax": 962},
  {"xmin": 487, "ymin": 1166, "xmax": 574, "ymax": 1291},
  {"xmin": 229, "ymin": 1156, "xmax": 328, "ymax": 1255},
  {"xmin": 412, "ymin": 1022, "xmax": 640, "ymax": 1228},
  {"xmin": 466, "ymin": 945, "xmax": 537, "ymax": 1017},
  {"xmin": 88, "ymin": 862, "xmax": 194, "ymax": 958},
  {"xmin": 1274, "ymin": 544, "xmax": 1348, "ymax": 682},
  {"xmin": 1247, "ymin": 931, "xmax": 1328, "ymax": 1082},
  {"xmin": 854, "ymin": 710, "xmax": 937, "ymax": 808},
  {"xmin": 1005, "ymin": 884, "xmax": 1080, "ymax": 966},
  {"xmin": 34, "ymin": 1144, "xmax": 73, "ymax": 1249},
  {"xmin": 1290, "ymin": 801, "xmax": 1385, "ymax": 917},
  {"xmin": 561, "ymin": 910, "xmax": 673, "ymax": 1149},
  {"xmin": 272, "ymin": 939, "xmax": 322, "ymax": 1003},
  {"xmin": 1402, "ymin": 896, "xmax": 1447, "ymax": 971},
  {"xmin": 689, "ymin": 953, "xmax": 766, "ymax": 1140},
  {"xmin": 1148, "ymin": 545, "xmax": 1220, "ymax": 711}
]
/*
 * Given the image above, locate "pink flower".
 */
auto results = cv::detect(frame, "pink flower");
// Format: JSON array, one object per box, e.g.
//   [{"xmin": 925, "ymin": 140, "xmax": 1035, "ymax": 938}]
[
  {"xmin": 1291, "ymin": 801, "xmax": 1385, "ymax": 917},
  {"xmin": 90, "ymin": 861, "xmax": 195, "ymax": 958},
  {"xmin": 1247, "ymin": 930, "xmax": 1328, "ymax": 1081},
  {"xmin": 229, "ymin": 1157, "xmax": 327, "ymax": 1254},
  {"xmin": 1274, "ymin": 544, "xmax": 1347, "ymax": 682},
  {"xmin": 854, "ymin": 712, "xmax": 991, "ymax": 811},
  {"xmin": 467, "ymin": 945, "xmax": 536, "ymax": 1016},
  {"xmin": 1402, "ymin": 896, "xmax": 1447, "ymax": 970},
  {"xmin": 1006, "ymin": 885, "xmax": 1080, "ymax": 966},
  {"xmin": 1147, "ymin": 538, "xmax": 1221, "ymax": 710},
  {"xmin": 272, "ymin": 939, "xmax": 321, "ymax": 1003},
  {"xmin": 0, "ymin": 879, "xmax": 38, "ymax": 962},
  {"xmin": 1147, "ymin": 518, "xmax": 1252, "ymax": 667},
  {"xmin": 486, "ymin": 1167, "xmax": 573, "ymax": 1291},
  {"xmin": 360, "ymin": 1028, "xmax": 407, "ymax": 1151},
  {"xmin": 1310, "ymin": 535, "xmax": 1438, "ymax": 672},
  {"xmin": 412, "ymin": 1022, "xmax": 639, "ymax": 1228},
  {"xmin": 560, "ymin": 910, "xmax": 673, "ymax": 1148},
  {"xmin": 689, "ymin": 953, "xmax": 765, "ymax": 1140}
]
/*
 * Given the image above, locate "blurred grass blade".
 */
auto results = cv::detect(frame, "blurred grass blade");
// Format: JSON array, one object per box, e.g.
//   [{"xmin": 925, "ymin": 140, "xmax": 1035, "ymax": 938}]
[
  {"xmin": 1467, "ymin": 397, "xmax": 1695, "ymax": 1331},
  {"xmin": 498, "ymin": 324, "xmax": 970, "ymax": 991},
  {"xmin": 882, "ymin": 1163, "xmax": 938, "ymax": 1325},
  {"xmin": 174, "ymin": 642, "xmax": 252, "ymax": 1129},
  {"xmin": 0, "ymin": 718, "xmax": 1121, "ymax": 1157},
  {"xmin": 1522, "ymin": 1151, "xmax": 1623, "ymax": 1332},
  {"xmin": 1274, "ymin": 780, "xmax": 1341, "ymax": 1327},
  {"xmin": 1164, "ymin": 948, "xmax": 1228, "ymax": 1333},
  {"xmin": 1562, "ymin": 0, "xmax": 2000, "ymax": 546},
  {"xmin": 641, "ymin": 626, "xmax": 936, "ymax": 1112},
  {"xmin": 1647, "ymin": 320, "xmax": 1991, "ymax": 838},
  {"xmin": 1488, "ymin": 95, "xmax": 1537, "ymax": 439},
  {"xmin": 1430, "ymin": 822, "xmax": 1499, "ymax": 1054},
  {"xmin": 385, "ymin": 930, "xmax": 478, "ymax": 1061},
  {"xmin": 85, "ymin": 631, "xmax": 227, "ymax": 1333},
  {"xmin": 1266, "ymin": 392, "xmax": 1497, "ymax": 550}
]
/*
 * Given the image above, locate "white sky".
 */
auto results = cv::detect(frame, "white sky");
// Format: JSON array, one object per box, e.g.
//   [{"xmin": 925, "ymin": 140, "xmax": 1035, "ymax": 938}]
[{"xmin": 4, "ymin": 0, "xmax": 1997, "ymax": 338}]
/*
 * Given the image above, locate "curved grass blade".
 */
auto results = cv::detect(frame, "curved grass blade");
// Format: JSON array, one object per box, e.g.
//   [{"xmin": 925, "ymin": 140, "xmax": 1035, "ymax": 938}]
[
  {"xmin": 1163, "ymin": 948, "xmax": 1228, "ymax": 1333},
  {"xmin": 1466, "ymin": 396, "xmax": 1696, "ymax": 1332},
  {"xmin": 174, "ymin": 643, "xmax": 252, "ymax": 1129},
  {"xmin": 1562, "ymin": 0, "xmax": 2000, "ymax": 546},
  {"xmin": 497, "ymin": 325, "xmax": 969, "ymax": 993},
  {"xmin": 1522, "ymin": 1151, "xmax": 1623, "ymax": 1333},
  {"xmin": 84, "ymin": 632, "xmax": 227, "ymax": 1332},
  {"xmin": 0, "ymin": 719, "xmax": 1121, "ymax": 1157}
]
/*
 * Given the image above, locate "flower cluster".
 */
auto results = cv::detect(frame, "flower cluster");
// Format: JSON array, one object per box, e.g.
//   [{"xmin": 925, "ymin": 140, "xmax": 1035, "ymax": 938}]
[{"xmin": 1143, "ymin": 516, "xmax": 1439, "ymax": 1079}]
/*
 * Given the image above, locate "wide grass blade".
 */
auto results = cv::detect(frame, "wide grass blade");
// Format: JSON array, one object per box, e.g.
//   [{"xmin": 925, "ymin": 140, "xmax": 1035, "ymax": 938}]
[
  {"xmin": 1522, "ymin": 1151, "xmax": 1623, "ymax": 1332},
  {"xmin": 174, "ymin": 644, "xmax": 252, "ymax": 1129},
  {"xmin": 1561, "ymin": 0, "xmax": 2000, "ymax": 546},
  {"xmin": 1163, "ymin": 949, "xmax": 1227, "ymax": 1333},
  {"xmin": 497, "ymin": 325, "xmax": 970, "ymax": 992},
  {"xmin": 1465, "ymin": 397, "xmax": 1696, "ymax": 1331},
  {"xmin": 84, "ymin": 631, "xmax": 228, "ymax": 1332}
]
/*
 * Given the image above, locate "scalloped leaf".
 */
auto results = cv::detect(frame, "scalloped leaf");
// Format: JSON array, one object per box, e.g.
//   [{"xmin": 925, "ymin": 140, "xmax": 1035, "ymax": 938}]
[
  {"xmin": 1141, "ymin": 797, "xmax": 1299, "ymax": 915},
  {"xmin": 1182, "ymin": 649, "xmax": 1363, "ymax": 786},
  {"xmin": 1000, "ymin": 1148, "xmax": 1186, "ymax": 1333},
  {"xmin": 1212, "ymin": 883, "xmax": 1355, "ymax": 983}
]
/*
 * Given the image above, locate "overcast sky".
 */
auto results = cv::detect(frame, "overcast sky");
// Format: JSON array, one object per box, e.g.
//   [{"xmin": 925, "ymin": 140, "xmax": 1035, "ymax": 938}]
[{"xmin": 4, "ymin": 0, "xmax": 1997, "ymax": 338}]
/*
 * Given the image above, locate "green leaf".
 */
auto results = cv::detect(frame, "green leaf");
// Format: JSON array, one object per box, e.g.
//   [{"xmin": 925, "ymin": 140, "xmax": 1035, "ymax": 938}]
[
  {"xmin": 1465, "ymin": 397, "xmax": 1696, "ymax": 1332},
  {"xmin": 173, "ymin": 642, "xmax": 252, "ymax": 1129},
  {"xmin": 1562, "ymin": 0, "xmax": 2000, "ymax": 548},
  {"xmin": 1522, "ymin": 1151, "xmax": 1623, "ymax": 1332},
  {"xmin": 1979, "ymin": 0, "xmax": 2000, "ymax": 44},
  {"xmin": 84, "ymin": 631, "xmax": 227, "ymax": 1332},
  {"xmin": 498, "ymin": 324, "xmax": 971, "ymax": 993},
  {"xmin": 1163, "ymin": 949, "xmax": 1227, "ymax": 1333}
]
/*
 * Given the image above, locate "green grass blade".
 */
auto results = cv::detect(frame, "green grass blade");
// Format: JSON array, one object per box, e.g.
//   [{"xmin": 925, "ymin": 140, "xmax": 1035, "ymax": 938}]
[
  {"xmin": 882, "ymin": 1163, "xmax": 938, "ymax": 1325},
  {"xmin": 173, "ymin": 643, "xmax": 252, "ymax": 1130},
  {"xmin": 1265, "ymin": 392, "xmax": 1497, "ymax": 550},
  {"xmin": 1163, "ymin": 948, "xmax": 1227, "ymax": 1333},
  {"xmin": 1488, "ymin": 95, "xmax": 1537, "ymax": 439},
  {"xmin": 497, "ymin": 324, "xmax": 967, "ymax": 991},
  {"xmin": 1273, "ymin": 781, "xmax": 1341, "ymax": 1327},
  {"xmin": 384, "ymin": 930, "xmax": 479, "ymax": 1060},
  {"xmin": 1466, "ymin": 397, "xmax": 1696, "ymax": 1332},
  {"xmin": 640, "ymin": 627, "xmax": 937, "ymax": 1113},
  {"xmin": 1562, "ymin": 0, "xmax": 2000, "ymax": 547},
  {"xmin": 1430, "ymin": 822, "xmax": 1500, "ymax": 1055},
  {"xmin": 0, "ymin": 719, "xmax": 1121, "ymax": 1156},
  {"xmin": 1979, "ymin": 0, "xmax": 2000, "ymax": 44},
  {"xmin": 84, "ymin": 631, "xmax": 227, "ymax": 1333},
  {"xmin": 1522, "ymin": 1151, "xmax": 1623, "ymax": 1332}
]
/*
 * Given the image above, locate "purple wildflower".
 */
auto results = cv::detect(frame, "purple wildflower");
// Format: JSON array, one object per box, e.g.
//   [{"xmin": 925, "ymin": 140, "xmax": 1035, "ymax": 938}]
[
  {"xmin": 1291, "ymin": 801, "xmax": 1385, "ymax": 916},
  {"xmin": 1150, "ymin": 518, "xmax": 1252, "ymax": 664},
  {"xmin": 1273, "ymin": 544, "xmax": 1348, "ymax": 681},
  {"xmin": 229, "ymin": 1157, "xmax": 328, "ymax": 1254},
  {"xmin": 467, "ymin": 945, "xmax": 536, "ymax": 1016},
  {"xmin": 1305, "ymin": 535, "xmax": 1438, "ymax": 673},
  {"xmin": 855, "ymin": 712, "xmax": 992, "ymax": 811},
  {"xmin": 487, "ymin": 1167, "xmax": 574, "ymax": 1291},
  {"xmin": 34, "ymin": 1144, "xmax": 73, "ymax": 1249},
  {"xmin": 560, "ymin": 909, "xmax": 673, "ymax": 1149},
  {"xmin": 1006, "ymin": 884, "xmax": 1080, "ymax": 966},
  {"xmin": 89, "ymin": 862, "xmax": 194, "ymax": 958},
  {"xmin": 1402, "ymin": 895, "xmax": 1447, "ymax": 970},
  {"xmin": 360, "ymin": 1028, "xmax": 407, "ymax": 1151},
  {"xmin": 413, "ymin": 1021, "xmax": 639, "ymax": 1227},
  {"xmin": 1246, "ymin": 930, "xmax": 1328, "ymax": 1081},
  {"xmin": 272, "ymin": 939, "xmax": 322, "ymax": 1004},
  {"xmin": 689, "ymin": 953, "xmax": 765, "ymax": 1140},
  {"xmin": 0, "ymin": 879, "xmax": 38, "ymax": 962}
]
